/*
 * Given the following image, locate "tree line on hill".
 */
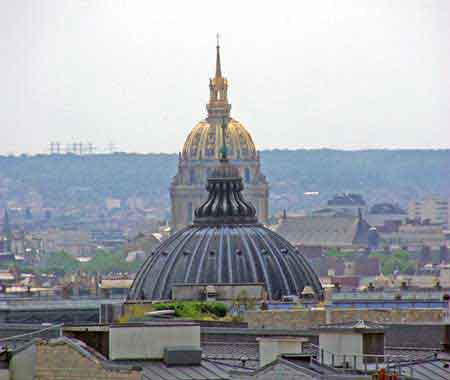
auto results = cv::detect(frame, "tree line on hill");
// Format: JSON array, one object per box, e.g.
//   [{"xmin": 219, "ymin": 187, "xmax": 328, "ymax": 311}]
[{"xmin": 0, "ymin": 149, "xmax": 448, "ymax": 213}]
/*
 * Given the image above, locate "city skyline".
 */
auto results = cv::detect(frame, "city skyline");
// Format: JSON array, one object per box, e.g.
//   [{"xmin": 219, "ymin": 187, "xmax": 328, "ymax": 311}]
[{"xmin": 1, "ymin": 0, "xmax": 449, "ymax": 155}]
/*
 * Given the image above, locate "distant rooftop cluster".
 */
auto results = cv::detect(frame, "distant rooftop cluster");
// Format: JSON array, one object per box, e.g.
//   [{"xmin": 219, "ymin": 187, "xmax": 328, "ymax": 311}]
[{"xmin": 327, "ymin": 193, "xmax": 366, "ymax": 207}]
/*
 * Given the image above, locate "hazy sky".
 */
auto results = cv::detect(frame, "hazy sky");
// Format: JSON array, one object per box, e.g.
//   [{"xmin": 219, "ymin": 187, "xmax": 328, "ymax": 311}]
[{"xmin": 1, "ymin": 0, "xmax": 449, "ymax": 154}]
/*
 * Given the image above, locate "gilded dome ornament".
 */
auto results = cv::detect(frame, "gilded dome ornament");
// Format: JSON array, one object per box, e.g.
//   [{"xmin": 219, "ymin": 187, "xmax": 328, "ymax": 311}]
[
  {"xmin": 181, "ymin": 39, "xmax": 257, "ymax": 162},
  {"xmin": 170, "ymin": 38, "xmax": 270, "ymax": 230}
]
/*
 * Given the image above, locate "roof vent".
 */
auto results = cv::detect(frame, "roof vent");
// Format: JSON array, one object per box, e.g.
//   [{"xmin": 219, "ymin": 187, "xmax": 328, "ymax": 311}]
[
  {"xmin": 164, "ymin": 346, "xmax": 202, "ymax": 366},
  {"xmin": 236, "ymin": 249, "xmax": 242, "ymax": 256},
  {"xmin": 183, "ymin": 250, "xmax": 190, "ymax": 256}
]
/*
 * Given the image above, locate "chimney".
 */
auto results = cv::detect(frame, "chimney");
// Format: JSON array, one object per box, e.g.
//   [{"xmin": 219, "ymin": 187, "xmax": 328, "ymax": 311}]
[{"xmin": 164, "ymin": 347, "xmax": 202, "ymax": 366}]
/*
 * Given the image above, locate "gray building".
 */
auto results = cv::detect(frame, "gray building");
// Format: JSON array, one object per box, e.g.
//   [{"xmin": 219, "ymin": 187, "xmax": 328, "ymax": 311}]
[{"xmin": 274, "ymin": 213, "xmax": 378, "ymax": 250}]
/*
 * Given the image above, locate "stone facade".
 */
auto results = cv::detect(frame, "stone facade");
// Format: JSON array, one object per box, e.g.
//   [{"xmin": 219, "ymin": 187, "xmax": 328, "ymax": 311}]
[
  {"xmin": 172, "ymin": 283, "xmax": 266, "ymax": 301},
  {"xmin": 245, "ymin": 308, "xmax": 447, "ymax": 330},
  {"xmin": 408, "ymin": 197, "xmax": 449, "ymax": 226},
  {"xmin": 11, "ymin": 339, "xmax": 140, "ymax": 380}
]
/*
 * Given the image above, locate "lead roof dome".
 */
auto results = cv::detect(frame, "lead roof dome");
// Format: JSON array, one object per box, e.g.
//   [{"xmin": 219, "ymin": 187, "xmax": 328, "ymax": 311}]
[{"xmin": 128, "ymin": 156, "xmax": 323, "ymax": 301}]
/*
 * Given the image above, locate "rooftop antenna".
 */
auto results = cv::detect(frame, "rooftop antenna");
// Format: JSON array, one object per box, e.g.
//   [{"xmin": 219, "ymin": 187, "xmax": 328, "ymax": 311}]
[{"xmin": 86, "ymin": 142, "xmax": 95, "ymax": 154}]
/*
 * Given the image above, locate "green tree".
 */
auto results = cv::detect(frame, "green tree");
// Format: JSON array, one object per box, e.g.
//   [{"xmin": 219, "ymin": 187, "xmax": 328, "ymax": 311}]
[
  {"xmin": 81, "ymin": 250, "xmax": 140, "ymax": 274},
  {"xmin": 38, "ymin": 251, "xmax": 80, "ymax": 274},
  {"xmin": 370, "ymin": 250, "xmax": 417, "ymax": 275}
]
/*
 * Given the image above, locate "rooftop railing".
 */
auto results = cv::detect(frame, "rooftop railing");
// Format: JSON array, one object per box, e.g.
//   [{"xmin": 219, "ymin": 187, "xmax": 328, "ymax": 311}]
[
  {"xmin": 0, "ymin": 323, "xmax": 63, "ymax": 350},
  {"xmin": 307, "ymin": 343, "xmax": 418, "ymax": 376}
]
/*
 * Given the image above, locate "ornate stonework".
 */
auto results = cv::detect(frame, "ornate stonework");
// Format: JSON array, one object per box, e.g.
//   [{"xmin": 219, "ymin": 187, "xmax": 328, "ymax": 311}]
[{"xmin": 170, "ymin": 41, "xmax": 269, "ymax": 230}]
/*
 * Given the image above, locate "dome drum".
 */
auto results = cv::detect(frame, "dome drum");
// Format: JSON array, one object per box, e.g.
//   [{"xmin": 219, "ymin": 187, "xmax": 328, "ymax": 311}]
[{"xmin": 175, "ymin": 160, "xmax": 263, "ymax": 186}]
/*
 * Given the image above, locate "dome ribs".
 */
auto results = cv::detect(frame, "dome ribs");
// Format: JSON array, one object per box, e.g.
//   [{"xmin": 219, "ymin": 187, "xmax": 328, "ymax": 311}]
[
  {"xmin": 129, "ymin": 224, "xmax": 324, "ymax": 301},
  {"xmin": 128, "ymin": 228, "xmax": 185, "ymax": 299},
  {"xmin": 164, "ymin": 230, "xmax": 202, "ymax": 295},
  {"xmin": 249, "ymin": 226, "xmax": 293, "ymax": 295},
  {"xmin": 217, "ymin": 225, "xmax": 225, "ymax": 283},
  {"xmin": 239, "ymin": 226, "xmax": 272, "ymax": 297},
  {"xmin": 184, "ymin": 227, "xmax": 210, "ymax": 284},
  {"xmin": 270, "ymin": 232, "xmax": 314, "ymax": 294},
  {"xmin": 225, "ymin": 227, "xmax": 233, "ymax": 283},
  {"xmin": 155, "ymin": 227, "xmax": 201, "ymax": 299},
  {"xmin": 239, "ymin": 226, "xmax": 260, "ymax": 284},
  {"xmin": 267, "ymin": 229, "xmax": 323, "ymax": 299},
  {"xmin": 194, "ymin": 227, "xmax": 216, "ymax": 284}
]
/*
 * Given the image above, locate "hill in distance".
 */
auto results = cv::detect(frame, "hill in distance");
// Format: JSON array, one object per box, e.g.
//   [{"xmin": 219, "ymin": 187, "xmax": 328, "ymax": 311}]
[{"xmin": 0, "ymin": 149, "xmax": 448, "ymax": 215}]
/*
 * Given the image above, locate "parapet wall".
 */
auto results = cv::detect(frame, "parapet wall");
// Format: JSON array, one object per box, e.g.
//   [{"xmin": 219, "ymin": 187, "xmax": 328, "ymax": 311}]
[{"xmin": 245, "ymin": 308, "xmax": 448, "ymax": 329}]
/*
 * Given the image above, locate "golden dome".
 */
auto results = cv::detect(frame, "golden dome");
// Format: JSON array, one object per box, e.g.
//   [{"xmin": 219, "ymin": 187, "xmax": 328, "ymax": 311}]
[{"xmin": 182, "ymin": 118, "xmax": 257, "ymax": 161}]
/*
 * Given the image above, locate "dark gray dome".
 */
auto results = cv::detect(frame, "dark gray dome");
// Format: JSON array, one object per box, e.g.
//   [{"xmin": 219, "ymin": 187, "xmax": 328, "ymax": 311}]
[
  {"xmin": 128, "ymin": 224, "xmax": 323, "ymax": 300},
  {"xmin": 129, "ymin": 145, "xmax": 323, "ymax": 301}
]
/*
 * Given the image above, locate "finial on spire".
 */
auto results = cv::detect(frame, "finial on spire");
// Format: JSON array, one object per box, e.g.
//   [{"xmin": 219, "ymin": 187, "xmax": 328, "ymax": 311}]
[{"xmin": 215, "ymin": 33, "xmax": 222, "ymax": 78}]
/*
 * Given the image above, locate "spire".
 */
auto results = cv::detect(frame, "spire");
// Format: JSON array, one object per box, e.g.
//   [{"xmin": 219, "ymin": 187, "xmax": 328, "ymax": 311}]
[
  {"xmin": 207, "ymin": 35, "xmax": 231, "ymax": 120},
  {"xmin": 215, "ymin": 33, "xmax": 222, "ymax": 78}
]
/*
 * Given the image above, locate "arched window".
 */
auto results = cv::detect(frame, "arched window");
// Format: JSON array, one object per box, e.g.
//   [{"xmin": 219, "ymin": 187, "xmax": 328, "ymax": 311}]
[{"xmin": 244, "ymin": 168, "xmax": 251, "ymax": 183}]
